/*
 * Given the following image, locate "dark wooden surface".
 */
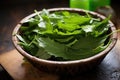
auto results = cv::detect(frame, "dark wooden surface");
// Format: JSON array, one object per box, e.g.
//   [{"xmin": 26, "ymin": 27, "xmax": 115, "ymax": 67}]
[{"xmin": 0, "ymin": 0, "xmax": 120, "ymax": 80}]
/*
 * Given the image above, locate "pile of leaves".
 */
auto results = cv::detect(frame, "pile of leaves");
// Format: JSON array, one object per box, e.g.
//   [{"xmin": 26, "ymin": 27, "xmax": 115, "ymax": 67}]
[{"xmin": 17, "ymin": 9, "xmax": 111, "ymax": 61}]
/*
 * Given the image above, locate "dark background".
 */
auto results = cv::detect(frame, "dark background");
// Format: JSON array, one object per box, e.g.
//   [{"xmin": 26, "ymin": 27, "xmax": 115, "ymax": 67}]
[{"xmin": 0, "ymin": 0, "xmax": 120, "ymax": 53}]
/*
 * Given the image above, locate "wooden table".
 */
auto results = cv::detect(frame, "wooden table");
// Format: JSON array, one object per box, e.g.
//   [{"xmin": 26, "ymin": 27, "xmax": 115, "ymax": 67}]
[
  {"xmin": 0, "ymin": 38, "xmax": 120, "ymax": 80},
  {"xmin": 0, "ymin": 50, "xmax": 59, "ymax": 80},
  {"xmin": 0, "ymin": 0, "xmax": 120, "ymax": 80}
]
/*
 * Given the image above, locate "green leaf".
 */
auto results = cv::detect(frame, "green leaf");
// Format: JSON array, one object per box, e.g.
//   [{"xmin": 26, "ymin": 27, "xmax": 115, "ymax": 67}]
[
  {"xmin": 72, "ymin": 36, "xmax": 107, "ymax": 50},
  {"xmin": 57, "ymin": 22, "xmax": 80, "ymax": 32},
  {"xmin": 64, "ymin": 16, "xmax": 91, "ymax": 25},
  {"xmin": 18, "ymin": 9, "xmax": 111, "ymax": 60},
  {"xmin": 81, "ymin": 25, "xmax": 95, "ymax": 33},
  {"xmin": 36, "ymin": 37, "xmax": 68, "ymax": 58},
  {"xmin": 94, "ymin": 16, "xmax": 110, "ymax": 37},
  {"xmin": 65, "ymin": 36, "xmax": 108, "ymax": 60},
  {"xmin": 35, "ymin": 48, "xmax": 51, "ymax": 59},
  {"xmin": 16, "ymin": 34, "xmax": 26, "ymax": 43}
]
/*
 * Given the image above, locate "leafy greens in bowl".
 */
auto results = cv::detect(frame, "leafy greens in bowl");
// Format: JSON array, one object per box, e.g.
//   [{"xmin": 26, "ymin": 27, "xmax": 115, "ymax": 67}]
[{"xmin": 12, "ymin": 8, "xmax": 117, "ymax": 75}]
